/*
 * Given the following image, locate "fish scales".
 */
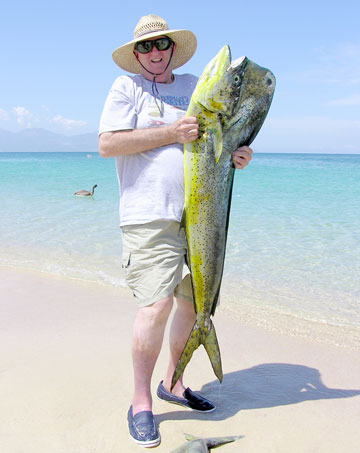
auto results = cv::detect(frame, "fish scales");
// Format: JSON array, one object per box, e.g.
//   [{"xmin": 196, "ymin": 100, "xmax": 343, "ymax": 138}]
[{"xmin": 171, "ymin": 45, "xmax": 275, "ymax": 389}]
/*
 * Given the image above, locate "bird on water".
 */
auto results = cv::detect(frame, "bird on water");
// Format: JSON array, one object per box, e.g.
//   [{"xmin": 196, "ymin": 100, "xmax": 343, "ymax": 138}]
[{"xmin": 74, "ymin": 184, "xmax": 97, "ymax": 197}]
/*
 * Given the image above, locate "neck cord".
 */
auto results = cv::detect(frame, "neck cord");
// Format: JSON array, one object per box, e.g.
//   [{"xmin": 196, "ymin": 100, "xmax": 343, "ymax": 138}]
[{"xmin": 151, "ymin": 76, "xmax": 165, "ymax": 117}]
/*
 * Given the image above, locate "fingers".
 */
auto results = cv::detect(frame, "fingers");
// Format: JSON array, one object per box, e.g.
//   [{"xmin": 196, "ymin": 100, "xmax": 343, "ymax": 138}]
[
  {"xmin": 182, "ymin": 116, "xmax": 199, "ymax": 141},
  {"xmin": 232, "ymin": 146, "xmax": 253, "ymax": 169},
  {"xmin": 174, "ymin": 116, "xmax": 199, "ymax": 143},
  {"xmin": 182, "ymin": 116, "xmax": 198, "ymax": 124}
]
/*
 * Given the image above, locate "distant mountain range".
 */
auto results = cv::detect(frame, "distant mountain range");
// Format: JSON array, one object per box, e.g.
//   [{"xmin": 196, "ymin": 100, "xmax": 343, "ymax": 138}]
[{"xmin": 0, "ymin": 128, "xmax": 98, "ymax": 152}]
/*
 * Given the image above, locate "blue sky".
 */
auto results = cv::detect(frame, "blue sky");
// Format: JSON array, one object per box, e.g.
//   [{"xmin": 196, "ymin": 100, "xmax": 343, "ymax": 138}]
[{"xmin": 1, "ymin": 0, "xmax": 359, "ymax": 153}]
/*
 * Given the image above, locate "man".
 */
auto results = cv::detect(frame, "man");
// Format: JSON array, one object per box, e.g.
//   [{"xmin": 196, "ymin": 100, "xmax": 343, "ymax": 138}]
[{"xmin": 98, "ymin": 14, "xmax": 252, "ymax": 448}]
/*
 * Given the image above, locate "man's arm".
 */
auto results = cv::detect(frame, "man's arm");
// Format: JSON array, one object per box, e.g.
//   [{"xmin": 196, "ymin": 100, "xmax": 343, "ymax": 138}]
[
  {"xmin": 99, "ymin": 114, "xmax": 253, "ymax": 169},
  {"xmin": 98, "ymin": 116, "xmax": 199, "ymax": 158}
]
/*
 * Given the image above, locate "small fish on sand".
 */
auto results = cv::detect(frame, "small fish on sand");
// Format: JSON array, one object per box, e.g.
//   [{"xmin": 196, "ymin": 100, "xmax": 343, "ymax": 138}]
[{"xmin": 170, "ymin": 433, "xmax": 243, "ymax": 452}]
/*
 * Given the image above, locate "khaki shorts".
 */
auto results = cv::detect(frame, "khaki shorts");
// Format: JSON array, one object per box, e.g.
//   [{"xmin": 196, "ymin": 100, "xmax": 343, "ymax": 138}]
[{"xmin": 121, "ymin": 220, "xmax": 194, "ymax": 307}]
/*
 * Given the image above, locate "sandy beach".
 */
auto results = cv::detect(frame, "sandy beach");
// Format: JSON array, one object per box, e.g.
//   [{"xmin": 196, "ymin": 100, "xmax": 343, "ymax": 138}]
[{"xmin": 1, "ymin": 266, "xmax": 359, "ymax": 452}]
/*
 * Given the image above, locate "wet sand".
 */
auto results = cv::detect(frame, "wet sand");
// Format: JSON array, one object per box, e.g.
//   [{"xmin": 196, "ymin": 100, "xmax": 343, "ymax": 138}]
[{"xmin": 1, "ymin": 266, "xmax": 359, "ymax": 452}]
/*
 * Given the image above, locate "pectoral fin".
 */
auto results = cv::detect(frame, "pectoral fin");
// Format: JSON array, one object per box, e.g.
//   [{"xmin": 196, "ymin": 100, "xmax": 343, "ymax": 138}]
[{"xmin": 213, "ymin": 121, "xmax": 223, "ymax": 163}]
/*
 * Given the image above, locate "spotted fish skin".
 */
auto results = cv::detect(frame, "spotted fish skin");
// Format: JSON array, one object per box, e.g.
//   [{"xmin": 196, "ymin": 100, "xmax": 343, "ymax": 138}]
[
  {"xmin": 171, "ymin": 45, "xmax": 276, "ymax": 389},
  {"xmin": 170, "ymin": 434, "xmax": 243, "ymax": 452}
]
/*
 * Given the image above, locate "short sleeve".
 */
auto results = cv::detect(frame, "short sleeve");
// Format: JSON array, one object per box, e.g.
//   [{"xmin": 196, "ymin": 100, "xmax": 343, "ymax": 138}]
[{"xmin": 98, "ymin": 76, "xmax": 137, "ymax": 135}]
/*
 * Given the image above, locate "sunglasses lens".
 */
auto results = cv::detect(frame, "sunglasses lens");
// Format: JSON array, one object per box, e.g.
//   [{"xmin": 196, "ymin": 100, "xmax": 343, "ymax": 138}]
[
  {"xmin": 155, "ymin": 38, "xmax": 172, "ymax": 51},
  {"xmin": 135, "ymin": 38, "xmax": 172, "ymax": 54},
  {"xmin": 136, "ymin": 41, "xmax": 153, "ymax": 53}
]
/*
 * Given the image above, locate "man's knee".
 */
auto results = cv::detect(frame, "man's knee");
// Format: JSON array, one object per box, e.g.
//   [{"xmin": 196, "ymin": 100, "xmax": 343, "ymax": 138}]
[{"xmin": 139, "ymin": 295, "xmax": 174, "ymax": 325}]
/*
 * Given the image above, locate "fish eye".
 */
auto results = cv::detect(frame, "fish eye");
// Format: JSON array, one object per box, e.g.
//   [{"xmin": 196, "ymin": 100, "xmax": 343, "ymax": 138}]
[{"xmin": 233, "ymin": 74, "xmax": 242, "ymax": 85}]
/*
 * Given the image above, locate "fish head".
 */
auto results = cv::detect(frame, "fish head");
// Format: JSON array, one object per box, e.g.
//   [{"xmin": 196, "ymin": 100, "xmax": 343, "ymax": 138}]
[
  {"xmin": 188, "ymin": 45, "xmax": 275, "ymax": 159},
  {"xmin": 225, "ymin": 57, "xmax": 276, "ymax": 145},
  {"xmin": 193, "ymin": 45, "xmax": 274, "ymax": 124}
]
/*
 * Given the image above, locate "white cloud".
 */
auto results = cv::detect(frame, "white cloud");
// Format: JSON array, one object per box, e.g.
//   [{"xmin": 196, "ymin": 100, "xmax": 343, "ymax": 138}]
[
  {"xmin": 12, "ymin": 106, "xmax": 39, "ymax": 127},
  {"xmin": 51, "ymin": 115, "xmax": 87, "ymax": 129},
  {"xmin": 0, "ymin": 108, "xmax": 9, "ymax": 121},
  {"xmin": 1, "ymin": 107, "xmax": 88, "ymax": 134}
]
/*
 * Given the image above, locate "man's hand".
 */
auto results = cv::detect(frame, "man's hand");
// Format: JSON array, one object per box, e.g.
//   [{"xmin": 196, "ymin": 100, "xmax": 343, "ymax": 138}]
[
  {"xmin": 169, "ymin": 116, "xmax": 199, "ymax": 143},
  {"xmin": 232, "ymin": 146, "xmax": 253, "ymax": 169}
]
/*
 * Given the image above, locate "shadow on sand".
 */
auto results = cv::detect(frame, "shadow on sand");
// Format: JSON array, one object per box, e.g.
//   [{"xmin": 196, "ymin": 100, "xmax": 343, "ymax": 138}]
[{"xmin": 156, "ymin": 363, "xmax": 360, "ymax": 424}]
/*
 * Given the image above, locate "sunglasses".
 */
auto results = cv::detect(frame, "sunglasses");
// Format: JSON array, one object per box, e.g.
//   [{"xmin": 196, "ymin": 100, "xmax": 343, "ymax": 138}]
[{"xmin": 134, "ymin": 37, "xmax": 174, "ymax": 54}]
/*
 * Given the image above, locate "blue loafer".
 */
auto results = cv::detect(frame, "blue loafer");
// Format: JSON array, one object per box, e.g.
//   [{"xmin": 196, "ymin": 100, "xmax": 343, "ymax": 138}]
[
  {"xmin": 156, "ymin": 380, "xmax": 216, "ymax": 412},
  {"xmin": 127, "ymin": 406, "xmax": 160, "ymax": 448}
]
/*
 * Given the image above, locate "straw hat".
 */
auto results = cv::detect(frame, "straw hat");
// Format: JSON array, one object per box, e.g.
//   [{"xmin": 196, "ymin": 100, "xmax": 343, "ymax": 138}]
[{"xmin": 112, "ymin": 14, "xmax": 197, "ymax": 73}]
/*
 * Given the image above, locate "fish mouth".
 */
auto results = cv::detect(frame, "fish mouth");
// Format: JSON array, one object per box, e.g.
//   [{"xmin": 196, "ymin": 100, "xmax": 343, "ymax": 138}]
[
  {"xmin": 227, "ymin": 56, "xmax": 248, "ymax": 79},
  {"xmin": 228, "ymin": 56, "xmax": 246, "ymax": 71}
]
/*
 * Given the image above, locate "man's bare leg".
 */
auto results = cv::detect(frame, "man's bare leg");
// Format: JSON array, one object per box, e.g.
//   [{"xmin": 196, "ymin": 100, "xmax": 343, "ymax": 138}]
[
  {"xmin": 162, "ymin": 298, "xmax": 196, "ymax": 396},
  {"xmin": 131, "ymin": 295, "xmax": 173, "ymax": 415}
]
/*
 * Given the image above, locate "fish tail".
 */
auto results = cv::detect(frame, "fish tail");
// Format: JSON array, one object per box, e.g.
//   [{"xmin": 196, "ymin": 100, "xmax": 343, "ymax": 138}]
[
  {"xmin": 171, "ymin": 319, "xmax": 223, "ymax": 390},
  {"xmin": 203, "ymin": 319, "xmax": 223, "ymax": 383},
  {"xmin": 171, "ymin": 322, "xmax": 201, "ymax": 390}
]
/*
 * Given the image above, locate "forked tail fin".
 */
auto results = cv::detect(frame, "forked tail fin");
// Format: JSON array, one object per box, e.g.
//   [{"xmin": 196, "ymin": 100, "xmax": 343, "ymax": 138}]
[{"xmin": 171, "ymin": 318, "xmax": 223, "ymax": 390}]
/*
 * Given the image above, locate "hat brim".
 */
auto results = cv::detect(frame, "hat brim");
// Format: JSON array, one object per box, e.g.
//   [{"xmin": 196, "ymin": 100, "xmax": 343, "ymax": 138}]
[{"xmin": 112, "ymin": 29, "xmax": 197, "ymax": 73}]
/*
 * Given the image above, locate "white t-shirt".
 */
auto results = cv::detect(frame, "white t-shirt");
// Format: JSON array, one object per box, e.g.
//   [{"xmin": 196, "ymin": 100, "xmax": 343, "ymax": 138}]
[{"xmin": 99, "ymin": 73, "xmax": 198, "ymax": 226}]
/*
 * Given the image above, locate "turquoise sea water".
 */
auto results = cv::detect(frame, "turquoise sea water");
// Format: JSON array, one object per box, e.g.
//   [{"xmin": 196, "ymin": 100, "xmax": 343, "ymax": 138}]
[{"xmin": 1, "ymin": 152, "xmax": 359, "ymax": 348}]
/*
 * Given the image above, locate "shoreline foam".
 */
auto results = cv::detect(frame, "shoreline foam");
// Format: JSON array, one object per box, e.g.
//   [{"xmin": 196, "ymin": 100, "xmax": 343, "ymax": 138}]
[{"xmin": 3, "ymin": 262, "xmax": 359, "ymax": 351}]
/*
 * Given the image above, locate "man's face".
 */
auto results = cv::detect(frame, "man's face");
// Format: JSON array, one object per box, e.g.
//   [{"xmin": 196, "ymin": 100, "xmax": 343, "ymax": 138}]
[{"xmin": 134, "ymin": 35, "xmax": 176, "ymax": 82}]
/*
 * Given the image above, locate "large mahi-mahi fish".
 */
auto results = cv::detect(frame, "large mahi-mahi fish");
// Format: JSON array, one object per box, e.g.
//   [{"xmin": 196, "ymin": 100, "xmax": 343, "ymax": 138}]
[{"xmin": 171, "ymin": 45, "xmax": 276, "ymax": 389}]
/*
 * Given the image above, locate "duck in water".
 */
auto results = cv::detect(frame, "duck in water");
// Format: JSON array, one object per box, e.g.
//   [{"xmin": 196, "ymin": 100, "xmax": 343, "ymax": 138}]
[{"xmin": 74, "ymin": 184, "xmax": 97, "ymax": 197}]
